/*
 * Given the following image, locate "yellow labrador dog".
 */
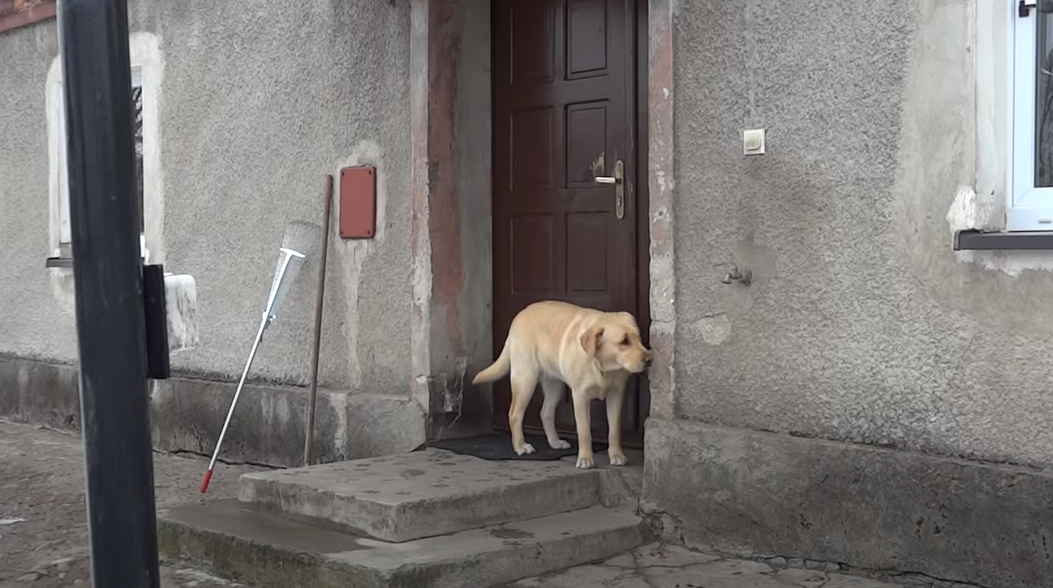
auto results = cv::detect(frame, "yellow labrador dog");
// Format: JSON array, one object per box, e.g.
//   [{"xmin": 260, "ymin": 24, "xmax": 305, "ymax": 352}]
[{"xmin": 472, "ymin": 300, "xmax": 652, "ymax": 469}]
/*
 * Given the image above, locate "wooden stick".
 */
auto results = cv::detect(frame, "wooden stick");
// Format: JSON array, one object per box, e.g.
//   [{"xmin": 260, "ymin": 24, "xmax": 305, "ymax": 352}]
[{"xmin": 304, "ymin": 174, "xmax": 334, "ymax": 466}]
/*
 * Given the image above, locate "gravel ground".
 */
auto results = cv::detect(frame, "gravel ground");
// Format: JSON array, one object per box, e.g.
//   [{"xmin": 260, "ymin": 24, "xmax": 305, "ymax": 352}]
[{"xmin": 0, "ymin": 418, "xmax": 264, "ymax": 588}]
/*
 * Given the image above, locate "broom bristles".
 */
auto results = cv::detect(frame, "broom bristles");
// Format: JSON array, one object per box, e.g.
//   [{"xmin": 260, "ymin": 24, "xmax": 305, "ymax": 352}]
[
  {"xmin": 281, "ymin": 220, "xmax": 322, "ymax": 258},
  {"xmin": 260, "ymin": 220, "xmax": 323, "ymax": 321}
]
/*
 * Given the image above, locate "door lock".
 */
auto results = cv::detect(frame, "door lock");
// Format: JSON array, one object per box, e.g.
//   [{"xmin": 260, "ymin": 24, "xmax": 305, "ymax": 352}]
[{"xmin": 593, "ymin": 159, "xmax": 625, "ymax": 219}]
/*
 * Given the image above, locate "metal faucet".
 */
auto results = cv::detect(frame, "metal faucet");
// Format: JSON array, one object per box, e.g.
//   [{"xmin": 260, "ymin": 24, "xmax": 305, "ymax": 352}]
[{"xmin": 721, "ymin": 265, "xmax": 752, "ymax": 287}]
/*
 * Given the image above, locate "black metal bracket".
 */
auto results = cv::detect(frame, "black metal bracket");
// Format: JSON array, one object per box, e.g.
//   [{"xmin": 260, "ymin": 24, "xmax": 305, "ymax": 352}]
[
  {"xmin": 45, "ymin": 257, "xmax": 170, "ymax": 379},
  {"xmin": 45, "ymin": 257, "xmax": 171, "ymax": 379},
  {"xmin": 954, "ymin": 229, "xmax": 1053, "ymax": 250},
  {"xmin": 142, "ymin": 264, "xmax": 170, "ymax": 380},
  {"xmin": 44, "ymin": 257, "xmax": 74, "ymax": 269}
]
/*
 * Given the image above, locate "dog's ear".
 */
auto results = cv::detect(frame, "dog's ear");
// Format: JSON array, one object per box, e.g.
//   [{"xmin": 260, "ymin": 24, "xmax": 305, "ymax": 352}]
[{"xmin": 580, "ymin": 325, "xmax": 604, "ymax": 357}]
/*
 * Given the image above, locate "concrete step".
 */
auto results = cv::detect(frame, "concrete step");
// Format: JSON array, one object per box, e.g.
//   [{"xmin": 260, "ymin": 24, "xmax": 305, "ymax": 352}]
[
  {"xmin": 237, "ymin": 448, "xmax": 605, "ymax": 542},
  {"xmin": 157, "ymin": 499, "xmax": 645, "ymax": 588}
]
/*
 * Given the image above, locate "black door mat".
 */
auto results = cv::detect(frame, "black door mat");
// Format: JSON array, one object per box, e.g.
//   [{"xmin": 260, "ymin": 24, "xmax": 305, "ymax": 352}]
[{"xmin": 425, "ymin": 432, "xmax": 608, "ymax": 461}]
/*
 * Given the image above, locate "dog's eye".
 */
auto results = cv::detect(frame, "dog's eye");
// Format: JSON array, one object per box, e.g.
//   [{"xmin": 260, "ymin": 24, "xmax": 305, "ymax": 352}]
[{"xmin": 620, "ymin": 336, "xmax": 629, "ymax": 346}]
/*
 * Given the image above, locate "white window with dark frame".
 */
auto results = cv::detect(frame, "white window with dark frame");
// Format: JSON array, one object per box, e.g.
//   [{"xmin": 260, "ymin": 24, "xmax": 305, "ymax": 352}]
[
  {"xmin": 1011, "ymin": 0, "xmax": 1053, "ymax": 231},
  {"xmin": 51, "ymin": 66, "xmax": 151, "ymax": 261}
]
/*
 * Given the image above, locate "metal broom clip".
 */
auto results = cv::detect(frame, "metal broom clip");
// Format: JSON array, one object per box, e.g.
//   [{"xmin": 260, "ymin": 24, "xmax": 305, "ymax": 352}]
[
  {"xmin": 264, "ymin": 221, "xmax": 321, "ymax": 327},
  {"xmin": 201, "ymin": 220, "xmax": 322, "ymax": 493}
]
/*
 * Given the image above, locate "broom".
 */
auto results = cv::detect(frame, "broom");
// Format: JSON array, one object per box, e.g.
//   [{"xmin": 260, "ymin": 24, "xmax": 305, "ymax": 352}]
[{"xmin": 200, "ymin": 220, "xmax": 322, "ymax": 493}]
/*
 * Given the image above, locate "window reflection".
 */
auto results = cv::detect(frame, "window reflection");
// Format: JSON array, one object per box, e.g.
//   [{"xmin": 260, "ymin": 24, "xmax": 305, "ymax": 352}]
[{"xmin": 1036, "ymin": 9, "xmax": 1053, "ymax": 186}]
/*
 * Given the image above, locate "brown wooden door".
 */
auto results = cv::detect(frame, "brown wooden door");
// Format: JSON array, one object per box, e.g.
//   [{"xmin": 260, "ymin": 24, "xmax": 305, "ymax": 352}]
[{"xmin": 491, "ymin": 0, "xmax": 647, "ymax": 446}]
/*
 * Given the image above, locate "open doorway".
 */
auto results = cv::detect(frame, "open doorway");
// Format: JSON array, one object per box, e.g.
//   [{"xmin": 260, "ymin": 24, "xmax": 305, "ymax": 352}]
[{"xmin": 488, "ymin": 0, "xmax": 651, "ymax": 448}]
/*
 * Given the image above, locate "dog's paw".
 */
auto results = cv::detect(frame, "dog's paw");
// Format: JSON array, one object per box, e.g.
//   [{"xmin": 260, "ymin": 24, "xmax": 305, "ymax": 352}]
[
  {"xmin": 515, "ymin": 443, "xmax": 536, "ymax": 456},
  {"xmin": 575, "ymin": 455, "xmax": 596, "ymax": 469},
  {"xmin": 608, "ymin": 452, "xmax": 628, "ymax": 466},
  {"xmin": 549, "ymin": 439, "xmax": 572, "ymax": 450}
]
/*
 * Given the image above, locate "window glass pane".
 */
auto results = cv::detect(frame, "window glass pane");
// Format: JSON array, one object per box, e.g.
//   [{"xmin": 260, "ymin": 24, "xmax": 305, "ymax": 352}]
[
  {"xmin": 1037, "ymin": 9, "xmax": 1053, "ymax": 187},
  {"xmin": 56, "ymin": 83, "xmax": 70, "ymax": 243}
]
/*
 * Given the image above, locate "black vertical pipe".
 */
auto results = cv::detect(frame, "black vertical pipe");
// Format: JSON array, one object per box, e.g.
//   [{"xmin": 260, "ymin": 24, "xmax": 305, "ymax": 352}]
[{"xmin": 57, "ymin": 1, "xmax": 161, "ymax": 587}]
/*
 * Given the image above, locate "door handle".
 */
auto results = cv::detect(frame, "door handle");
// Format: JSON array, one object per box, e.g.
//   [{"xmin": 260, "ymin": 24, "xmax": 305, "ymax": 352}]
[
  {"xmin": 593, "ymin": 159, "xmax": 625, "ymax": 219},
  {"xmin": 1019, "ymin": 0, "xmax": 1053, "ymax": 16}
]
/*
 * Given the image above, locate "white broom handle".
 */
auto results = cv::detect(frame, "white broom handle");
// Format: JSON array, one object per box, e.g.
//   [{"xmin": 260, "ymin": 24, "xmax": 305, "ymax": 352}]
[
  {"xmin": 207, "ymin": 313, "xmax": 268, "ymax": 471},
  {"xmin": 205, "ymin": 250, "xmax": 294, "ymax": 472}
]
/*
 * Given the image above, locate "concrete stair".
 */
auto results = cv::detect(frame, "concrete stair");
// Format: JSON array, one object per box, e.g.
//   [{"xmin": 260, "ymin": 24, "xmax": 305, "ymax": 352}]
[
  {"xmin": 158, "ymin": 448, "xmax": 647, "ymax": 588},
  {"xmin": 237, "ymin": 450, "xmax": 605, "ymax": 542}
]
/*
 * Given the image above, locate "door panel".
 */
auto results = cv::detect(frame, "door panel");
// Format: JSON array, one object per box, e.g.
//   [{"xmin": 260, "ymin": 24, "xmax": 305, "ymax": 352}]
[{"xmin": 492, "ymin": 0, "xmax": 645, "ymax": 445}]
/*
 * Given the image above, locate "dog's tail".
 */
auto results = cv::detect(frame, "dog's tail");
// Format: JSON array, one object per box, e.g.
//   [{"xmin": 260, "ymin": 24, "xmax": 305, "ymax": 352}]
[{"xmin": 472, "ymin": 337, "xmax": 511, "ymax": 385}]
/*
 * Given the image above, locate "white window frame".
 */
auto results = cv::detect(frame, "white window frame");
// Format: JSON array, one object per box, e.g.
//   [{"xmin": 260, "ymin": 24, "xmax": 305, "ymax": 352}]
[
  {"xmin": 53, "ymin": 66, "xmax": 150, "ymax": 260},
  {"xmin": 1010, "ymin": 0, "xmax": 1053, "ymax": 230}
]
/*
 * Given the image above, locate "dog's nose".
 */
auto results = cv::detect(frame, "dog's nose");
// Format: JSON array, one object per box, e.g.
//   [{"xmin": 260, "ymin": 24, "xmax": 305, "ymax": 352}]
[{"xmin": 644, "ymin": 350, "xmax": 654, "ymax": 366}]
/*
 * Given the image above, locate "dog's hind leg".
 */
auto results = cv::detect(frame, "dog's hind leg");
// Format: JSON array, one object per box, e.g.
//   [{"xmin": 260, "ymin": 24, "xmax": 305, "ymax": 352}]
[
  {"xmin": 540, "ymin": 378, "xmax": 572, "ymax": 450},
  {"xmin": 508, "ymin": 365, "xmax": 539, "ymax": 456}
]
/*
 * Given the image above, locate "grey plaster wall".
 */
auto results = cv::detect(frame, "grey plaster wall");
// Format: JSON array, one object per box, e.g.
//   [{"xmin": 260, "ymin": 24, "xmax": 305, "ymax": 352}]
[
  {"xmin": 0, "ymin": 23, "xmax": 76, "ymax": 363},
  {"xmin": 671, "ymin": 0, "xmax": 1053, "ymax": 468},
  {"xmin": 0, "ymin": 0, "xmax": 413, "ymax": 396},
  {"xmin": 642, "ymin": 418, "xmax": 1053, "ymax": 588}
]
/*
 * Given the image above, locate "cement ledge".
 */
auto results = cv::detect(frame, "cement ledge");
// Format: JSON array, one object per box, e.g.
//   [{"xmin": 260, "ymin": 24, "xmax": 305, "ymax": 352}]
[
  {"xmin": 640, "ymin": 417, "xmax": 1050, "ymax": 588},
  {"xmin": 0, "ymin": 355, "xmax": 426, "ymax": 468}
]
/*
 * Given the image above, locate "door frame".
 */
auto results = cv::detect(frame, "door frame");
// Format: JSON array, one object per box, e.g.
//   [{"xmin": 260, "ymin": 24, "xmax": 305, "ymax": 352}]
[
  {"xmin": 406, "ymin": 0, "xmax": 678, "ymax": 443},
  {"xmin": 632, "ymin": 0, "xmax": 652, "ymax": 424}
]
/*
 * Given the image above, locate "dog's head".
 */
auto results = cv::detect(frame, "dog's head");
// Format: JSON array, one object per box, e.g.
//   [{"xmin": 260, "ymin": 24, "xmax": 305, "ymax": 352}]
[{"xmin": 579, "ymin": 312, "xmax": 653, "ymax": 374}]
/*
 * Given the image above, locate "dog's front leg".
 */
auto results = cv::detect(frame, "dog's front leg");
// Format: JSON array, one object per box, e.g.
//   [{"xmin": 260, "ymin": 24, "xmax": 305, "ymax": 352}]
[
  {"xmin": 605, "ymin": 386, "xmax": 627, "ymax": 466},
  {"xmin": 571, "ymin": 390, "xmax": 594, "ymax": 469}
]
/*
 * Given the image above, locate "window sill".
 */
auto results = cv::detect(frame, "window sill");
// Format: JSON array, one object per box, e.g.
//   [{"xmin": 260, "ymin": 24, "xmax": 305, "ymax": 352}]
[
  {"xmin": 45, "ymin": 257, "xmax": 73, "ymax": 269},
  {"xmin": 954, "ymin": 230, "xmax": 1053, "ymax": 250},
  {"xmin": 45, "ymin": 254, "xmax": 151, "ymax": 269}
]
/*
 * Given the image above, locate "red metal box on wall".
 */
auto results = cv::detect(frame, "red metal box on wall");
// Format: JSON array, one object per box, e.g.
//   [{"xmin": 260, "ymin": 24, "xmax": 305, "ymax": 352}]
[{"xmin": 339, "ymin": 166, "xmax": 376, "ymax": 240}]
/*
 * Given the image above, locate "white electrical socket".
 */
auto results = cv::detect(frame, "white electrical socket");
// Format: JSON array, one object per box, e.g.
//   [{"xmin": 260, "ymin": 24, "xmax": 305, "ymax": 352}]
[{"xmin": 743, "ymin": 129, "xmax": 766, "ymax": 155}]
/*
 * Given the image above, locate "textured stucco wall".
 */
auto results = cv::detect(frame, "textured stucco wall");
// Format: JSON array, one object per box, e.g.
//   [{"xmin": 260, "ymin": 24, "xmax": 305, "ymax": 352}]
[
  {"xmin": 0, "ymin": 23, "xmax": 75, "ymax": 362},
  {"xmin": 672, "ymin": 0, "xmax": 1053, "ymax": 468},
  {"xmin": 0, "ymin": 0, "xmax": 413, "ymax": 395}
]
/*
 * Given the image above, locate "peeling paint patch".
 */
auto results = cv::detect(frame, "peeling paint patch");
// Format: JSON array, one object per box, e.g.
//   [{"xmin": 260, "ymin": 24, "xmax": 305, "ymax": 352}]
[
  {"xmin": 955, "ymin": 249, "xmax": 1053, "ymax": 277},
  {"xmin": 337, "ymin": 140, "xmax": 387, "ymax": 389},
  {"xmin": 590, "ymin": 152, "xmax": 606, "ymax": 180},
  {"xmin": 649, "ymin": 254, "xmax": 675, "ymax": 319},
  {"xmin": 276, "ymin": 393, "xmax": 291, "ymax": 425},
  {"xmin": 945, "ymin": 185, "xmax": 983, "ymax": 231},
  {"xmin": 328, "ymin": 391, "xmax": 349, "ymax": 457},
  {"xmin": 648, "ymin": 0, "xmax": 677, "ymax": 419},
  {"xmin": 409, "ymin": 0, "xmax": 468, "ymax": 418},
  {"xmin": 409, "ymin": 0, "xmax": 433, "ymax": 411},
  {"xmin": 947, "ymin": 185, "xmax": 985, "ymax": 231},
  {"xmin": 693, "ymin": 314, "xmax": 732, "ymax": 346}
]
